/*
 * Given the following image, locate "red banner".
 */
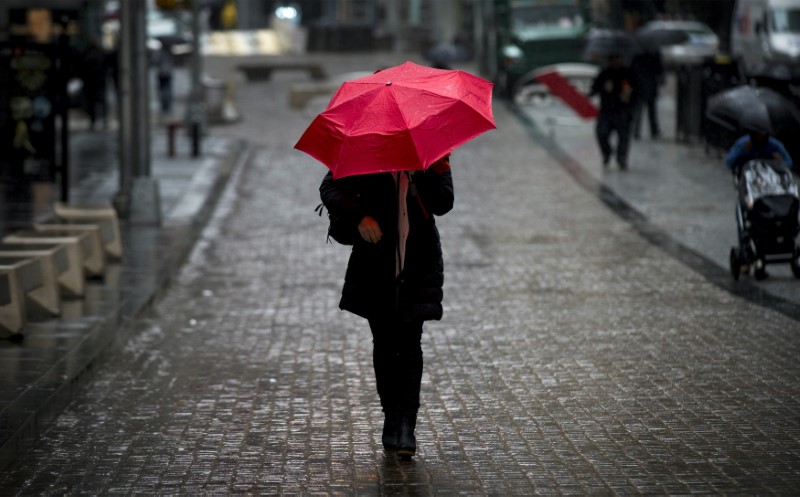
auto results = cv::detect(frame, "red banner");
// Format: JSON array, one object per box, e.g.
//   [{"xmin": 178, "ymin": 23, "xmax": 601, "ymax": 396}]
[{"xmin": 534, "ymin": 70, "xmax": 598, "ymax": 120}]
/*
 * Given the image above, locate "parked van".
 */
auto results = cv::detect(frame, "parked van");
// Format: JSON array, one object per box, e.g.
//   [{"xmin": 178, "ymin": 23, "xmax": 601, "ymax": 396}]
[
  {"xmin": 476, "ymin": 0, "xmax": 591, "ymax": 96},
  {"xmin": 731, "ymin": 0, "xmax": 800, "ymax": 73}
]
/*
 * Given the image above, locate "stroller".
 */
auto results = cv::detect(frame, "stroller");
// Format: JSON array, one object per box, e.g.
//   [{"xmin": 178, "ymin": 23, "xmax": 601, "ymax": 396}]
[{"xmin": 729, "ymin": 159, "xmax": 800, "ymax": 280}]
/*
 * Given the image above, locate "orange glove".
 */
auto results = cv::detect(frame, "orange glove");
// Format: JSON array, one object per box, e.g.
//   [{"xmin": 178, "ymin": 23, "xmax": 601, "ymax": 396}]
[{"xmin": 358, "ymin": 215, "xmax": 382, "ymax": 244}]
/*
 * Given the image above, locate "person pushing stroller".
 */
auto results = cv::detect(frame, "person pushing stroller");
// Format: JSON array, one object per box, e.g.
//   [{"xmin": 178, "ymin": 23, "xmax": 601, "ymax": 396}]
[
  {"xmin": 725, "ymin": 115, "xmax": 793, "ymax": 174},
  {"xmin": 726, "ymin": 113, "xmax": 799, "ymax": 280}
]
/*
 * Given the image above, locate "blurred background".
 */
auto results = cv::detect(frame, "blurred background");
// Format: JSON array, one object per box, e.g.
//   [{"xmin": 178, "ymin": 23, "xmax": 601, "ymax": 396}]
[{"xmin": 0, "ymin": 0, "xmax": 797, "ymax": 226}]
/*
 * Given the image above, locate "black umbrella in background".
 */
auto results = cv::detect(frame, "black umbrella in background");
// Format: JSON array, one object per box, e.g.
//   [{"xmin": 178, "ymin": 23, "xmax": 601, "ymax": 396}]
[
  {"xmin": 582, "ymin": 29, "xmax": 639, "ymax": 62},
  {"xmin": 634, "ymin": 25, "xmax": 689, "ymax": 50},
  {"xmin": 424, "ymin": 42, "xmax": 471, "ymax": 67},
  {"xmin": 746, "ymin": 62, "xmax": 800, "ymax": 96},
  {"xmin": 705, "ymin": 85, "xmax": 800, "ymax": 134}
]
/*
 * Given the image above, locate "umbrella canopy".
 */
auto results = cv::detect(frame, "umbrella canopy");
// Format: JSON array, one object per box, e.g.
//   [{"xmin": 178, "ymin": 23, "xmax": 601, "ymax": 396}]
[
  {"xmin": 424, "ymin": 42, "xmax": 471, "ymax": 65},
  {"xmin": 747, "ymin": 62, "xmax": 800, "ymax": 84},
  {"xmin": 634, "ymin": 25, "xmax": 689, "ymax": 50},
  {"xmin": 582, "ymin": 29, "xmax": 639, "ymax": 62},
  {"xmin": 705, "ymin": 85, "xmax": 800, "ymax": 134},
  {"xmin": 295, "ymin": 61, "xmax": 495, "ymax": 179}
]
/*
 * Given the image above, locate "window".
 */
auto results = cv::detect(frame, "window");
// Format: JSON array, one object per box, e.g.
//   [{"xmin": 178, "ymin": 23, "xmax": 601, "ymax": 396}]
[
  {"xmin": 772, "ymin": 8, "xmax": 800, "ymax": 33},
  {"xmin": 511, "ymin": 5, "xmax": 584, "ymax": 30}
]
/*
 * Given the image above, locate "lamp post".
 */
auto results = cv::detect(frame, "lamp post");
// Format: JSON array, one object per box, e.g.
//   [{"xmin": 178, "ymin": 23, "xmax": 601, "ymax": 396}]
[
  {"xmin": 188, "ymin": 0, "xmax": 205, "ymax": 158},
  {"xmin": 114, "ymin": 0, "xmax": 161, "ymax": 224}
]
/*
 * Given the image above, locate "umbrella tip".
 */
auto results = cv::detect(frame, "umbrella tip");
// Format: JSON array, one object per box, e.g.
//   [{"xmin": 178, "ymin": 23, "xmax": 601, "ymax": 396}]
[{"xmin": 386, "ymin": 81, "xmax": 392, "ymax": 86}]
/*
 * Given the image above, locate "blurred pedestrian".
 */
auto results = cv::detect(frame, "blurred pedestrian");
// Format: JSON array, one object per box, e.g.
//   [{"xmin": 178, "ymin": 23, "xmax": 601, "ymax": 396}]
[
  {"xmin": 631, "ymin": 48, "xmax": 663, "ymax": 139},
  {"xmin": 155, "ymin": 43, "xmax": 175, "ymax": 118},
  {"xmin": 106, "ymin": 45, "xmax": 119, "ymax": 103},
  {"xmin": 80, "ymin": 38, "xmax": 107, "ymax": 130},
  {"xmin": 319, "ymin": 157, "xmax": 454, "ymax": 458},
  {"xmin": 725, "ymin": 120, "xmax": 793, "ymax": 174},
  {"xmin": 590, "ymin": 53, "xmax": 636, "ymax": 170}
]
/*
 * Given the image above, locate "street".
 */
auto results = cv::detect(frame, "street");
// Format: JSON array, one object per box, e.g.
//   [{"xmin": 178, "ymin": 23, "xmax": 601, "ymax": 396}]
[{"xmin": 1, "ymin": 52, "xmax": 799, "ymax": 494}]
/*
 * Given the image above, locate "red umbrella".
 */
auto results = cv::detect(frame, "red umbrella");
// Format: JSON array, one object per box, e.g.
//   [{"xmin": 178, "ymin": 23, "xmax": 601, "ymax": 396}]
[{"xmin": 295, "ymin": 61, "xmax": 495, "ymax": 179}]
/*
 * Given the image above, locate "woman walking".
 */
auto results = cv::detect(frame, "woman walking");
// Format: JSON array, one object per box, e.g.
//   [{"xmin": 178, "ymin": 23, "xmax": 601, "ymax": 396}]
[{"xmin": 319, "ymin": 157, "xmax": 454, "ymax": 457}]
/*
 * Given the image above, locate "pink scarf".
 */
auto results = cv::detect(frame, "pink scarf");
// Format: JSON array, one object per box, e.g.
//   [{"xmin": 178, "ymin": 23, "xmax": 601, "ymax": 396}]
[{"xmin": 393, "ymin": 172, "xmax": 410, "ymax": 277}]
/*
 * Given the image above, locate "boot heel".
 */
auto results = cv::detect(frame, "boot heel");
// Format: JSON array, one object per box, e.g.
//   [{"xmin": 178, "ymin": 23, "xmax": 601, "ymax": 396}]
[
  {"xmin": 397, "ymin": 412, "xmax": 417, "ymax": 457},
  {"xmin": 382, "ymin": 411, "xmax": 400, "ymax": 452}
]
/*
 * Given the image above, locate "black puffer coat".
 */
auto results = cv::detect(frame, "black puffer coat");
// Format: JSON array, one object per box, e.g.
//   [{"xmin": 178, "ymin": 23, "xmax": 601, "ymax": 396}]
[{"xmin": 320, "ymin": 168, "xmax": 454, "ymax": 321}]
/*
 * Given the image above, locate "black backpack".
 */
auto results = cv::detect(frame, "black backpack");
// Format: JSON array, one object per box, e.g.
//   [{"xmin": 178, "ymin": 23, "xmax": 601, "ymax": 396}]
[{"xmin": 314, "ymin": 203, "xmax": 358, "ymax": 245}]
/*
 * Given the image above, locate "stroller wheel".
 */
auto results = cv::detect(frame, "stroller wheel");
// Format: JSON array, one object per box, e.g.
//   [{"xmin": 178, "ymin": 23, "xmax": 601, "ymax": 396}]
[
  {"xmin": 791, "ymin": 247, "xmax": 800, "ymax": 279},
  {"xmin": 729, "ymin": 247, "xmax": 740, "ymax": 281},
  {"xmin": 754, "ymin": 258, "xmax": 769, "ymax": 280}
]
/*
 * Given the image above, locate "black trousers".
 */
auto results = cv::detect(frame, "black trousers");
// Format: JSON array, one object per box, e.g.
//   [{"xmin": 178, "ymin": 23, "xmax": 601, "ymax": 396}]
[
  {"xmin": 158, "ymin": 75, "xmax": 173, "ymax": 113},
  {"xmin": 368, "ymin": 318, "xmax": 423, "ymax": 414},
  {"xmin": 596, "ymin": 110, "xmax": 632, "ymax": 164},
  {"xmin": 633, "ymin": 96, "xmax": 660, "ymax": 138}
]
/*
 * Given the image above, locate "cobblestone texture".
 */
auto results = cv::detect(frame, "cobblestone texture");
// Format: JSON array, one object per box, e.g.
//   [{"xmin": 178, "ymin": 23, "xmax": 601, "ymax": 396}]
[{"xmin": 0, "ymin": 55, "xmax": 798, "ymax": 495}]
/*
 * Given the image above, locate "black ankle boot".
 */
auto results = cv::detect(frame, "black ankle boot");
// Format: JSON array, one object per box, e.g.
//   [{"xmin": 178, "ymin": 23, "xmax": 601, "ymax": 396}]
[
  {"xmin": 382, "ymin": 411, "xmax": 400, "ymax": 451},
  {"xmin": 397, "ymin": 412, "xmax": 417, "ymax": 457}
]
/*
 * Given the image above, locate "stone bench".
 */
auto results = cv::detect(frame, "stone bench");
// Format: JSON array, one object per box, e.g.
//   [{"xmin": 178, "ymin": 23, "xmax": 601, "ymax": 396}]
[
  {"xmin": 0, "ymin": 272, "xmax": 10, "ymax": 307},
  {"xmin": 0, "ymin": 243, "xmax": 71, "ymax": 316},
  {"xmin": 288, "ymin": 81, "xmax": 340, "ymax": 109},
  {"xmin": 34, "ymin": 222, "xmax": 107, "ymax": 279},
  {"xmin": 2, "ymin": 233, "xmax": 89, "ymax": 297},
  {"xmin": 52, "ymin": 202, "xmax": 122, "ymax": 260},
  {"xmin": 238, "ymin": 61, "xmax": 327, "ymax": 82},
  {"xmin": 5, "ymin": 229, "xmax": 100, "ymax": 278},
  {"xmin": 288, "ymin": 71, "xmax": 372, "ymax": 109},
  {"xmin": 0, "ymin": 257, "xmax": 44, "ymax": 336}
]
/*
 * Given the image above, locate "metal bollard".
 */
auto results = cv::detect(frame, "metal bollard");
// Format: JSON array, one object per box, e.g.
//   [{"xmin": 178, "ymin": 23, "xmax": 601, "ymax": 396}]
[{"xmin": 167, "ymin": 121, "xmax": 181, "ymax": 157}]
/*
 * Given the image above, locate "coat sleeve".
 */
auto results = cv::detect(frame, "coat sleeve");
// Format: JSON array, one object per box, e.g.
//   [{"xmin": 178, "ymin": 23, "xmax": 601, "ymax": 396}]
[
  {"xmin": 319, "ymin": 171, "xmax": 366, "ymax": 225},
  {"xmin": 770, "ymin": 138, "xmax": 793, "ymax": 169},
  {"xmin": 590, "ymin": 72, "xmax": 603, "ymax": 96},
  {"xmin": 726, "ymin": 137, "xmax": 747, "ymax": 172},
  {"xmin": 416, "ymin": 165, "xmax": 454, "ymax": 217}
]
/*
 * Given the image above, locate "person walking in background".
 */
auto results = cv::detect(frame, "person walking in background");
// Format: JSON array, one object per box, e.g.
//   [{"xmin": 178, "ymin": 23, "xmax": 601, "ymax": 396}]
[
  {"xmin": 80, "ymin": 38, "xmax": 107, "ymax": 130},
  {"xmin": 155, "ymin": 43, "xmax": 175, "ymax": 119},
  {"xmin": 105, "ymin": 44, "xmax": 120, "ymax": 111},
  {"xmin": 590, "ymin": 53, "xmax": 636, "ymax": 170},
  {"xmin": 631, "ymin": 47, "xmax": 663, "ymax": 140},
  {"xmin": 319, "ymin": 157, "xmax": 454, "ymax": 458}
]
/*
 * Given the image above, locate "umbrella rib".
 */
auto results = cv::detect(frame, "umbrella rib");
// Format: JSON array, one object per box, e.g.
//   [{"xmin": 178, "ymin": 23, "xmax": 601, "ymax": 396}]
[{"xmin": 387, "ymin": 84, "xmax": 425, "ymax": 168}]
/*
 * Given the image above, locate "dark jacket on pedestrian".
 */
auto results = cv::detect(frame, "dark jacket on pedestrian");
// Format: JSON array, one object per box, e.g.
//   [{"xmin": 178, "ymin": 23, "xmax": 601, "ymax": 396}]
[
  {"xmin": 80, "ymin": 42, "xmax": 107, "ymax": 99},
  {"xmin": 591, "ymin": 63, "xmax": 636, "ymax": 115},
  {"xmin": 320, "ymin": 167, "xmax": 454, "ymax": 322},
  {"xmin": 631, "ymin": 50, "xmax": 663, "ymax": 102}
]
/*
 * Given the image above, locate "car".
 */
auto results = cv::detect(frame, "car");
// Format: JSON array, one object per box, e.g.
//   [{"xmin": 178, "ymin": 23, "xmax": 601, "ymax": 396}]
[
  {"xmin": 641, "ymin": 20, "xmax": 720, "ymax": 66},
  {"xmin": 101, "ymin": 2, "xmax": 193, "ymax": 61}
]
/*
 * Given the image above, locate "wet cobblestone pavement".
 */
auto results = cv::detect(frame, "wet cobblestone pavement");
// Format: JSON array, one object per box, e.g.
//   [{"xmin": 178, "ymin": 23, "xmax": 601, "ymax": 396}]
[{"xmin": 1, "ymin": 54, "xmax": 799, "ymax": 494}]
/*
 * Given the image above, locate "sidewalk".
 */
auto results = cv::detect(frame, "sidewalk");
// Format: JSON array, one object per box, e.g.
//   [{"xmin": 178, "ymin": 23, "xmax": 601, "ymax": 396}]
[
  {"xmin": 0, "ymin": 121, "xmax": 248, "ymax": 468},
  {"xmin": 0, "ymin": 51, "xmax": 797, "ymax": 494},
  {"xmin": 1, "ymin": 51, "xmax": 799, "ymax": 494},
  {"xmin": 517, "ymin": 74, "xmax": 800, "ymax": 311}
]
